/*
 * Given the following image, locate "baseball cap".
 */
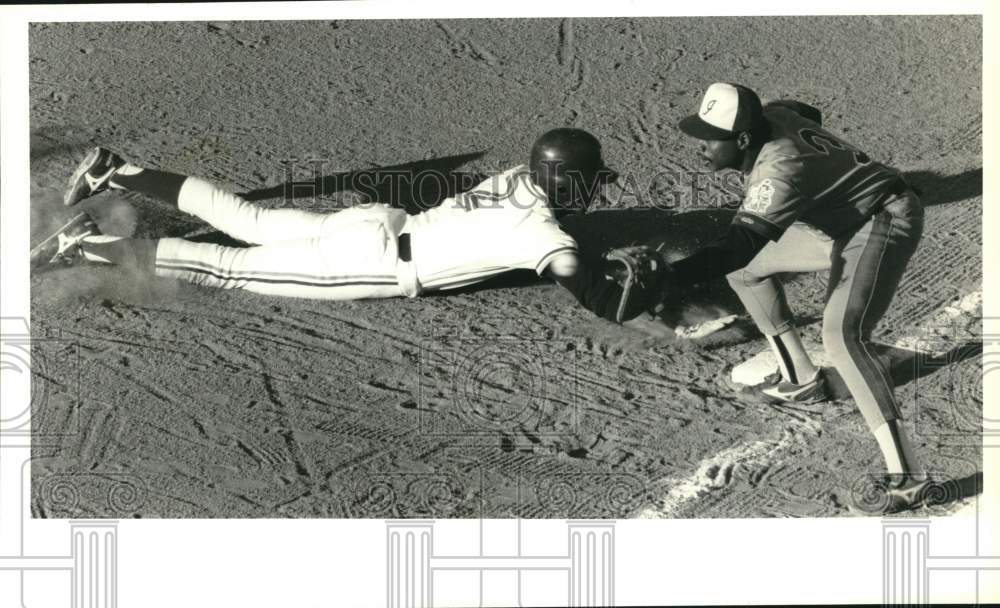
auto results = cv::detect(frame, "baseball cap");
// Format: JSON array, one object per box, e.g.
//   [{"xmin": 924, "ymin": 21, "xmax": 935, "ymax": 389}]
[{"xmin": 678, "ymin": 83, "xmax": 764, "ymax": 140}]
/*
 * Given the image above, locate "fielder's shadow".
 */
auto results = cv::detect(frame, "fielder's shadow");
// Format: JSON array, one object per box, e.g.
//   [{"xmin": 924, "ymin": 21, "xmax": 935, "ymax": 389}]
[
  {"xmin": 901, "ymin": 167, "xmax": 982, "ymax": 208},
  {"xmin": 948, "ymin": 471, "xmax": 984, "ymax": 505},
  {"xmin": 878, "ymin": 471, "xmax": 985, "ymax": 513},
  {"xmin": 913, "ymin": 471, "xmax": 983, "ymax": 511},
  {"xmin": 560, "ymin": 207, "xmax": 746, "ymax": 326},
  {"xmin": 824, "ymin": 340, "xmax": 982, "ymax": 399},
  {"xmin": 885, "ymin": 340, "xmax": 983, "ymax": 386}
]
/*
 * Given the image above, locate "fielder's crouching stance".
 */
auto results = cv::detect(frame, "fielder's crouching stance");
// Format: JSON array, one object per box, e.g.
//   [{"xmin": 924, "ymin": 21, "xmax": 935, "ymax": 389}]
[
  {"xmin": 662, "ymin": 83, "xmax": 929, "ymax": 513},
  {"xmin": 37, "ymin": 129, "xmax": 620, "ymax": 300}
]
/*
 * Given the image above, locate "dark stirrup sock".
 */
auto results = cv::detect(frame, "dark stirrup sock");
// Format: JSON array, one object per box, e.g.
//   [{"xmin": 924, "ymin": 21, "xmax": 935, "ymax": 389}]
[
  {"xmin": 110, "ymin": 169, "xmax": 187, "ymax": 207},
  {"xmin": 766, "ymin": 331, "xmax": 819, "ymax": 384},
  {"xmin": 81, "ymin": 237, "xmax": 158, "ymax": 273}
]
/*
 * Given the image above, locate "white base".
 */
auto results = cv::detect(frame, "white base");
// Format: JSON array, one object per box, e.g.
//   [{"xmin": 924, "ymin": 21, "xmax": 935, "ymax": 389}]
[
  {"xmin": 730, "ymin": 347, "xmax": 831, "ymax": 386},
  {"xmin": 675, "ymin": 314, "xmax": 738, "ymax": 340}
]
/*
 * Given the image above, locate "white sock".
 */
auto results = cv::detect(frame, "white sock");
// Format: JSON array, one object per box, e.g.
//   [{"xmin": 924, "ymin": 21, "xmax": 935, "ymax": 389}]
[{"xmin": 873, "ymin": 419, "xmax": 925, "ymax": 480}]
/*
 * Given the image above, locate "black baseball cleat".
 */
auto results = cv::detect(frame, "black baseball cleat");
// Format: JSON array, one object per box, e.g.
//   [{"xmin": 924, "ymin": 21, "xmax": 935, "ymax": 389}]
[
  {"xmin": 29, "ymin": 212, "xmax": 101, "ymax": 268},
  {"xmin": 63, "ymin": 146, "xmax": 125, "ymax": 207},
  {"xmin": 883, "ymin": 476, "xmax": 939, "ymax": 514}
]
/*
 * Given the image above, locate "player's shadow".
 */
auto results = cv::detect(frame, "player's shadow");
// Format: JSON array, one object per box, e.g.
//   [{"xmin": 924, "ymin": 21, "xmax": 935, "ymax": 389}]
[
  {"xmin": 885, "ymin": 340, "xmax": 983, "ymax": 386},
  {"xmin": 440, "ymin": 207, "xmax": 761, "ymax": 343},
  {"xmin": 560, "ymin": 207, "xmax": 746, "ymax": 324},
  {"xmin": 421, "ymin": 269, "xmax": 542, "ymax": 296},
  {"xmin": 238, "ymin": 151, "xmax": 488, "ymax": 214},
  {"xmin": 824, "ymin": 340, "xmax": 982, "ymax": 399},
  {"xmin": 394, "ymin": 197, "xmax": 731, "ymax": 278},
  {"xmin": 899, "ymin": 471, "xmax": 982, "ymax": 512},
  {"xmin": 427, "ymin": 207, "xmax": 742, "ymax": 306},
  {"xmin": 901, "ymin": 167, "xmax": 982, "ymax": 207},
  {"xmin": 946, "ymin": 471, "xmax": 984, "ymax": 505}
]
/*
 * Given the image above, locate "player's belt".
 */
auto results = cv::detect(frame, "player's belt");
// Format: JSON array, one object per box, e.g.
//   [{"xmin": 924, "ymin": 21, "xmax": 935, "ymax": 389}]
[{"xmin": 398, "ymin": 232, "xmax": 412, "ymax": 262}]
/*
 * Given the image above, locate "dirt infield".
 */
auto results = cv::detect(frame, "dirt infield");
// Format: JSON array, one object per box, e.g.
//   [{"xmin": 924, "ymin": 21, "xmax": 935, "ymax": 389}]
[{"xmin": 28, "ymin": 17, "xmax": 981, "ymax": 518}]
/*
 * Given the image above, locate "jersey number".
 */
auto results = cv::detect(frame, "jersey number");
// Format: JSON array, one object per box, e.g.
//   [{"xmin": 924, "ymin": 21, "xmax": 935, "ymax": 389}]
[{"xmin": 798, "ymin": 128, "xmax": 871, "ymax": 166}]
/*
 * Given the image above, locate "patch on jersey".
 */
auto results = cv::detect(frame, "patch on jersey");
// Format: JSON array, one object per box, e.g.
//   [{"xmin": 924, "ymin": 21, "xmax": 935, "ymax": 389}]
[{"xmin": 743, "ymin": 178, "xmax": 775, "ymax": 215}]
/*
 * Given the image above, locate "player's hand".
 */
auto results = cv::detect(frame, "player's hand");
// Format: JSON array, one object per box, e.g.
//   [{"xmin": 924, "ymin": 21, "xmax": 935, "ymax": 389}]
[{"xmin": 602, "ymin": 245, "xmax": 672, "ymax": 323}]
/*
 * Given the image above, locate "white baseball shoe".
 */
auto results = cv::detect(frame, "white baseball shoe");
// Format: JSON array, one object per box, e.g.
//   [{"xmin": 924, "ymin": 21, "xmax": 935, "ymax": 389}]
[
  {"xmin": 753, "ymin": 369, "xmax": 830, "ymax": 404},
  {"xmin": 63, "ymin": 147, "xmax": 125, "ymax": 207},
  {"xmin": 30, "ymin": 212, "xmax": 101, "ymax": 268}
]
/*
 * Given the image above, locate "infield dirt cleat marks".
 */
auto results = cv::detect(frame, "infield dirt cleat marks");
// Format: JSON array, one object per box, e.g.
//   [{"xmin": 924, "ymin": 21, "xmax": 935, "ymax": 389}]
[{"xmin": 433, "ymin": 20, "xmax": 500, "ymax": 68}]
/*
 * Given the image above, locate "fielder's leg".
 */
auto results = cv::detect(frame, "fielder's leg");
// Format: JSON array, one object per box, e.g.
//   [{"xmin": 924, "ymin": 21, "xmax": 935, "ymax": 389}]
[
  {"xmin": 726, "ymin": 224, "xmax": 833, "ymax": 394},
  {"xmin": 821, "ymin": 192, "xmax": 925, "ymax": 483}
]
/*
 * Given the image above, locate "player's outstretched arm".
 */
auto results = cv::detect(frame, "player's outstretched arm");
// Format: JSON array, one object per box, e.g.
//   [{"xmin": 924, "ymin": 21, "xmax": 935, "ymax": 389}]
[
  {"xmin": 670, "ymin": 223, "xmax": 771, "ymax": 286},
  {"xmin": 552, "ymin": 256, "xmax": 663, "ymax": 323}
]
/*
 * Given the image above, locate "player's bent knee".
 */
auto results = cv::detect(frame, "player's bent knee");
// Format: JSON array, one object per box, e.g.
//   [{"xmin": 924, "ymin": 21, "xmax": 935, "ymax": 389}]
[{"xmin": 725, "ymin": 268, "xmax": 756, "ymax": 289}]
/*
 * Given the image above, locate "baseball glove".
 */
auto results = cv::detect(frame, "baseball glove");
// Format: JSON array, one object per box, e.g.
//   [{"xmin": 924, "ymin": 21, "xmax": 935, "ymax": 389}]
[{"xmin": 603, "ymin": 244, "xmax": 671, "ymax": 323}]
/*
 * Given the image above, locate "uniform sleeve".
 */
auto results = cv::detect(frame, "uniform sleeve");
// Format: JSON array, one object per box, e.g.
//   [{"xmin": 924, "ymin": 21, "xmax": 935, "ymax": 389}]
[
  {"xmin": 734, "ymin": 176, "xmax": 804, "ymax": 241},
  {"xmin": 528, "ymin": 217, "xmax": 579, "ymax": 276},
  {"xmin": 553, "ymin": 258, "xmax": 659, "ymax": 323},
  {"xmin": 670, "ymin": 223, "xmax": 771, "ymax": 286}
]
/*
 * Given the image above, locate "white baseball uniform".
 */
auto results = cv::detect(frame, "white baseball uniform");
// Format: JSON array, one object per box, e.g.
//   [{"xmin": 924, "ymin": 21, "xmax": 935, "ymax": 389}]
[{"xmin": 154, "ymin": 165, "xmax": 577, "ymax": 300}]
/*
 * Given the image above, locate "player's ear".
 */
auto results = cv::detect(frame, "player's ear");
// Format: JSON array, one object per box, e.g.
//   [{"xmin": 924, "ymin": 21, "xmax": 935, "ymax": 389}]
[{"xmin": 736, "ymin": 131, "xmax": 752, "ymax": 150}]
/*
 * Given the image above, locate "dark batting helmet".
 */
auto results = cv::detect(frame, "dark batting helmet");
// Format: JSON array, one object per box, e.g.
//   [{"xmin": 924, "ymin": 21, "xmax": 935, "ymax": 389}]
[{"xmin": 529, "ymin": 128, "xmax": 615, "ymax": 212}]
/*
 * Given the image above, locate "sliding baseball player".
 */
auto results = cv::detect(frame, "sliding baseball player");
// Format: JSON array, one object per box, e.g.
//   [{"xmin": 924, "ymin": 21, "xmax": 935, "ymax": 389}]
[{"xmin": 33, "ymin": 129, "xmax": 620, "ymax": 299}]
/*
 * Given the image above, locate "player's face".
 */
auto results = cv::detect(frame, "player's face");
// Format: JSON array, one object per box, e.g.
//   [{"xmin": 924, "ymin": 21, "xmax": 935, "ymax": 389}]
[
  {"xmin": 549, "ymin": 186, "xmax": 595, "ymax": 219},
  {"xmin": 700, "ymin": 138, "xmax": 743, "ymax": 171},
  {"xmin": 548, "ymin": 168, "xmax": 618, "ymax": 219}
]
